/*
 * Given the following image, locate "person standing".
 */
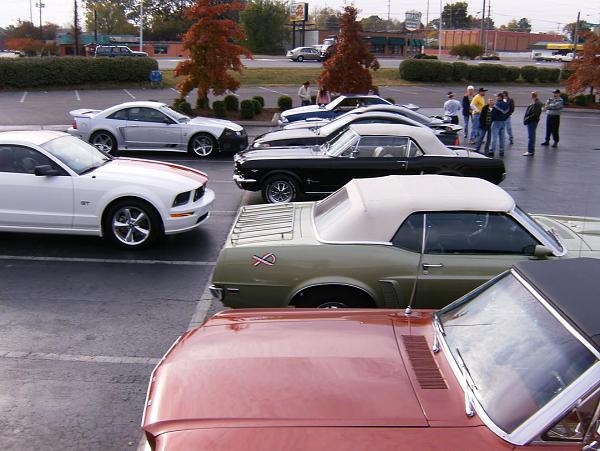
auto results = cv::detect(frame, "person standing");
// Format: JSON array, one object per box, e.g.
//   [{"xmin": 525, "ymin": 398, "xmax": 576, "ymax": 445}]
[
  {"xmin": 443, "ymin": 92, "xmax": 461, "ymax": 125},
  {"xmin": 502, "ymin": 90, "xmax": 515, "ymax": 145},
  {"xmin": 298, "ymin": 81, "xmax": 311, "ymax": 106},
  {"xmin": 476, "ymin": 98, "xmax": 494, "ymax": 154},
  {"xmin": 316, "ymin": 86, "xmax": 331, "ymax": 106},
  {"xmin": 470, "ymin": 88, "xmax": 487, "ymax": 144},
  {"xmin": 462, "ymin": 85, "xmax": 475, "ymax": 139},
  {"xmin": 489, "ymin": 92, "xmax": 510, "ymax": 157},
  {"xmin": 541, "ymin": 89, "xmax": 564, "ymax": 148},
  {"xmin": 522, "ymin": 91, "xmax": 543, "ymax": 157}
]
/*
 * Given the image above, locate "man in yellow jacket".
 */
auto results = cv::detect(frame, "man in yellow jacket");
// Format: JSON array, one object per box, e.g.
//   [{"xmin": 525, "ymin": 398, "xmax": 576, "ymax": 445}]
[{"xmin": 469, "ymin": 88, "xmax": 487, "ymax": 144}]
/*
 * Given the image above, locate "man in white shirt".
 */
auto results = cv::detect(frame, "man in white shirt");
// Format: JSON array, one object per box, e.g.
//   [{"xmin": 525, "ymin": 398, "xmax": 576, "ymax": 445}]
[
  {"xmin": 444, "ymin": 92, "xmax": 462, "ymax": 125},
  {"xmin": 298, "ymin": 81, "xmax": 311, "ymax": 106}
]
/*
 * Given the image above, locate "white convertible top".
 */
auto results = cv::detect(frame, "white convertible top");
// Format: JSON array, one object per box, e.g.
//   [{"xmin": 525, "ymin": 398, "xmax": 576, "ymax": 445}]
[
  {"xmin": 314, "ymin": 175, "xmax": 515, "ymax": 243},
  {"xmin": 348, "ymin": 124, "xmax": 454, "ymax": 155}
]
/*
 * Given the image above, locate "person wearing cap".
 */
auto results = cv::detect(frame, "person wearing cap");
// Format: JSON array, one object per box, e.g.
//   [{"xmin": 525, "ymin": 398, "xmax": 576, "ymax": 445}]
[
  {"xmin": 462, "ymin": 85, "xmax": 475, "ymax": 139},
  {"xmin": 444, "ymin": 92, "xmax": 461, "ymax": 125},
  {"xmin": 522, "ymin": 91, "xmax": 543, "ymax": 157},
  {"xmin": 502, "ymin": 90, "xmax": 515, "ymax": 145},
  {"xmin": 541, "ymin": 89, "xmax": 564, "ymax": 148},
  {"xmin": 298, "ymin": 81, "xmax": 311, "ymax": 106},
  {"xmin": 470, "ymin": 88, "xmax": 487, "ymax": 144},
  {"xmin": 489, "ymin": 92, "xmax": 510, "ymax": 156}
]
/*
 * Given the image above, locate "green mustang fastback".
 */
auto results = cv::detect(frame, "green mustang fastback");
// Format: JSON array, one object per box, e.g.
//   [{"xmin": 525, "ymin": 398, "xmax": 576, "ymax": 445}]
[{"xmin": 210, "ymin": 175, "xmax": 600, "ymax": 309}]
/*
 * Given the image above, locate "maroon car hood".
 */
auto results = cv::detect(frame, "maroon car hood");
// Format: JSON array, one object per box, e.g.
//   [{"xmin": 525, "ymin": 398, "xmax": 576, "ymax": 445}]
[{"xmin": 143, "ymin": 310, "xmax": 482, "ymax": 439}]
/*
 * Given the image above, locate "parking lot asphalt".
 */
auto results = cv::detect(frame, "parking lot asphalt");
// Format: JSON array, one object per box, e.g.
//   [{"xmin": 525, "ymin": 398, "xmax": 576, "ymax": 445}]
[{"xmin": 1, "ymin": 94, "xmax": 600, "ymax": 450}]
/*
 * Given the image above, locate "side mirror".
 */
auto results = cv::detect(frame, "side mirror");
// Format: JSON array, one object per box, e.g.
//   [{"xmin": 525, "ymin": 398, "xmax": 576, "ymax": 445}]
[
  {"xmin": 531, "ymin": 245, "xmax": 553, "ymax": 260},
  {"xmin": 34, "ymin": 165, "xmax": 60, "ymax": 176}
]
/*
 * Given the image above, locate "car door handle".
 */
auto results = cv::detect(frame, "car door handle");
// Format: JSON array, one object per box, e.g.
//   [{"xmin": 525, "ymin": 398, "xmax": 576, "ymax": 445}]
[
  {"xmin": 129, "ymin": 124, "xmax": 139, "ymax": 127},
  {"xmin": 422, "ymin": 263, "xmax": 444, "ymax": 269}
]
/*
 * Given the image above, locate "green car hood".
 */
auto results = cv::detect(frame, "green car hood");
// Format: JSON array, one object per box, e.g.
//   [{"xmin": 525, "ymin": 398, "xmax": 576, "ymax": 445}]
[{"xmin": 533, "ymin": 214, "xmax": 600, "ymax": 254}]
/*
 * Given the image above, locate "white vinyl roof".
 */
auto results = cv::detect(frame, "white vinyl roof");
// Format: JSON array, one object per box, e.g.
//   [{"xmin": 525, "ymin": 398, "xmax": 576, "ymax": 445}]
[
  {"xmin": 314, "ymin": 175, "xmax": 515, "ymax": 243},
  {"xmin": 348, "ymin": 124, "xmax": 454, "ymax": 155}
]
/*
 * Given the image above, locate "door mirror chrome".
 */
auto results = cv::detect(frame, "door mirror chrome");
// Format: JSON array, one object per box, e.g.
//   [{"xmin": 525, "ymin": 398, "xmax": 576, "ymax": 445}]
[
  {"xmin": 531, "ymin": 245, "xmax": 553, "ymax": 260},
  {"xmin": 34, "ymin": 165, "xmax": 60, "ymax": 176}
]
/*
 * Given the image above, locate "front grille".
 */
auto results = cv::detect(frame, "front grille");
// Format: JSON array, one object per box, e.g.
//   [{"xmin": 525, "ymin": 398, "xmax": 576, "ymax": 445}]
[
  {"xmin": 194, "ymin": 185, "xmax": 205, "ymax": 202},
  {"xmin": 401, "ymin": 335, "xmax": 448, "ymax": 390}
]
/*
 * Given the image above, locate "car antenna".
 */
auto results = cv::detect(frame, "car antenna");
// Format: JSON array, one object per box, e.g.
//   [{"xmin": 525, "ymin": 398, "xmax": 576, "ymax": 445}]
[{"xmin": 405, "ymin": 214, "xmax": 427, "ymax": 316}]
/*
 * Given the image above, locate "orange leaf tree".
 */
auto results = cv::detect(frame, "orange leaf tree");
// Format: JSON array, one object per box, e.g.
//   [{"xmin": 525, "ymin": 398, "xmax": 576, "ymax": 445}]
[
  {"xmin": 566, "ymin": 31, "xmax": 600, "ymax": 96},
  {"xmin": 318, "ymin": 6, "xmax": 380, "ymax": 94},
  {"xmin": 175, "ymin": 0, "xmax": 252, "ymax": 109}
]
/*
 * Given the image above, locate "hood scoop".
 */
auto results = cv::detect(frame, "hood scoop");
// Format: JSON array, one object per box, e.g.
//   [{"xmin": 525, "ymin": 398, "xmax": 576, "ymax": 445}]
[{"xmin": 401, "ymin": 335, "xmax": 448, "ymax": 390}]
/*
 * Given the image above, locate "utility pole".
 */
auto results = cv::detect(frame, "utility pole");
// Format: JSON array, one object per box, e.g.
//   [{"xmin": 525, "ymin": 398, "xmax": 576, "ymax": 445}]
[
  {"xmin": 438, "ymin": 0, "xmax": 443, "ymax": 56},
  {"xmin": 484, "ymin": 0, "xmax": 491, "ymax": 53},
  {"xmin": 572, "ymin": 11, "xmax": 580, "ymax": 54},
  {"xmin": 387, "ymin": 0, "xmax": 390, "ymax": 22},
  {"xmin": 29, "ymin": 0, "xmax": 33, "ymax": 23},
  {"xmin": 426, "ymin": 0, "xmax": 429, "ymax": 31},
  {"xmin": 480, "ymin": 0, "xmax": 486, "ymax": 47},
  {"xmin": 94, "ymin": 9, "xmax": 98, "ymax": 44},
  {"xmin": 139, "ymin": 0, "xmax": 144, "ymax": 52},
  {"xmin": 73, "ymin": 0, "xmax": 80, "ymax": 56},
  {"xmin": 35, "ymin": 2, "xmax": 45, "ymax": 31}
]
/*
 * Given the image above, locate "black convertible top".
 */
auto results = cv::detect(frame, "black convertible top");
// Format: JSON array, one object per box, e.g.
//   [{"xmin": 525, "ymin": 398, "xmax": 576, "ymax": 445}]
[{"xmin": 515, "ymin": 258, "xmax": 600, "ymax": 351}]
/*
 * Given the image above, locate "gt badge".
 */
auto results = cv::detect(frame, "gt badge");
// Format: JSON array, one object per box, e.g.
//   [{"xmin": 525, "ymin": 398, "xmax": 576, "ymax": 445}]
[{"xmin": 252, "ymin": 253, "xmax": 277, "ymax": 267}]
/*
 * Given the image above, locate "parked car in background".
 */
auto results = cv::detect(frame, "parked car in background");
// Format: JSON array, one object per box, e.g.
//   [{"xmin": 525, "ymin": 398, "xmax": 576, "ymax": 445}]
[
  {"xmin": 0, "ymin": 131, "xmax": 215, "ymax": 248},
  {"xmin": 0, "ymin": 50, "xmax": 24, "ymax": 58},
  {"xmin": 68, "ymin": 101, "xmax": 247, "ymax": 158},
  {"xmin": 94, "ymin": 45, "xmax": 148, "ymax": 57},
  {"xmin": 234, "ymin": 124, "xmax": 504, "ymax": 203},
  {"xmin": 279, "ymin": 95, "xmax": 391, "ymax": 124},
  {"xmin": 286, "ymin": 47, "xmax": 322, "ymax": 62},
  {"xmin": 144, "ymin": 257, "xmax": 600, "ymax": 450},
  {"xmin": 212, "ymin": 174, "xmax": 600, "ymax": 309}
]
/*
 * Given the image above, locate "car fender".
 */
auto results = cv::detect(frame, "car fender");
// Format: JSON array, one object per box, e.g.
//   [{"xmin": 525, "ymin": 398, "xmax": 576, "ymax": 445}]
[
  {"xmin": 287, "ymin": 277, "xmax": 379, "ymax": 306},
  {"xmin": 87, "ymin": 123, "xmax": 126, "ymax": 146}
]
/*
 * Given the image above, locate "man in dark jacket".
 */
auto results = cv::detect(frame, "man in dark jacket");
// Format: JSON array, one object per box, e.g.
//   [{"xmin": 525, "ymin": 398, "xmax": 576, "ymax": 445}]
[
  {"xmin": 476, "ymin": 97, "xmax": 494, "ymax": 154},
  {"xmin": 462, "ymin": 85, "xmax": 474, "ymax": 140},
  {"xmin": 541, "ymin": 89, "xmax": 565, "ymax": 147},
  {"xmin": 502, "ymin": 90, "xmax": 515, "ymax": 144},
  {"xmin": 522, "ymin": 91, "xmax": 543, "ymax": 156},
  {"xmin": 490, "ymin": 92, "xmax": 510, "ymax": 157}
]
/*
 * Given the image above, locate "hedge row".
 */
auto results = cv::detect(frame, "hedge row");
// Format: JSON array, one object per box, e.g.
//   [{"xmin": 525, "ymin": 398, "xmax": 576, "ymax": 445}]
[
  {"xmin": 0, "ymin": 56, "xmax": 158, "ymax": 88},
  {"xmin": 399, "ymin": 60, "xmax": 563, "ymax": 83}
]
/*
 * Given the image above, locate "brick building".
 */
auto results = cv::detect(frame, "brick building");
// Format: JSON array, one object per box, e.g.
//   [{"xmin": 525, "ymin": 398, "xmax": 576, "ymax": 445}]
[{"xmin": 440, "ymin": 29, "xmax": 565, "ymax": 52}]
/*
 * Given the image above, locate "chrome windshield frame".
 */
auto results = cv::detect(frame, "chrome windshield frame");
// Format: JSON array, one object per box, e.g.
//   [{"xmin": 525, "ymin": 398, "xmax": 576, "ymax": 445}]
[
  {"xmin": 510, "ymin": 207, "xmax": 566, "ymax": 257},
  {"xmin": 433, "ymin": 269, "xmax": 600, "ymax": 445}
]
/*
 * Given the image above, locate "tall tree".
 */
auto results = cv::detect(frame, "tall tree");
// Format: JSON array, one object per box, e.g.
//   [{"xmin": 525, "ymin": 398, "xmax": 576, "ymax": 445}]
[
  {"xmin": 84, "ymin": 1, "xmax": 138, "ymax": 35},
  {"xmin": 176, "ymin": 0, "xmax": 252, "ymax": 109},
  {"xmin": 441, "ymin": 2, "xmax": 470, "ymax": 29},
  {"xmin": 240, "ymin": 0, "xmax": 288, "ymax": 54},
  {"xmin": 566, "ymin": 31, "xmax": 600, "ymax": 95},
  {"xmin": 311, "ymin": 7, "xmax": 341, "ymax": 30},
  {"xmin": 73, "ymin": 0, "xmax": 80, "ymax": 55},
  {"xmin": 563, "ymin": 21, "xmax": 592, "ymax": 42},
  {"xmin": 505, "ymin": 18, "xmax": 531, "ymax": 32},
  {"xmin": 319, "ymin": 6, "xmax": 379, "ymax": 94}
]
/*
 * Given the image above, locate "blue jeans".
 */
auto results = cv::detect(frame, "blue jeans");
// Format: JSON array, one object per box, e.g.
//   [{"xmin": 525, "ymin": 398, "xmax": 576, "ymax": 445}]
[
  {"xmin": 470, "ymin": 114, "xmax": 481, "ymax": 142},
  {"xmin": 506, "ymin": 116, "xmax": 513, "ymax": 140},
  {"xmin": 301, "ymin": 100, "xmax": 310, "ymax": 106},
  {"xmin": 491, "ymin": 120, "xmax": 506, "ymax": 153},
  {"xmin": 527, "ymin": 121, "xmax": 539, "ymax": 153},
  {"xmin": 462, "ymin": 115, "xmax": 470, "ymax": 138},
  {"xmin": 476, "ymin": 127, "xmax": 492, "ymax": 152}
]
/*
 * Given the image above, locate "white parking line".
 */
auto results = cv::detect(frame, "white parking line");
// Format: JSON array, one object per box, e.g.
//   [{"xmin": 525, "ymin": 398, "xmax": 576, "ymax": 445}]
[
  {"xmin": 123, "ymin": 89, "xmax": 136, "ymax": 99},
  {"xmin": 19, "ymin": 91, "xmax": 28, "ymax": 103},
  {"xmin": 0, "ymin": 255, "xmax": 215, "ymax": 266},
  {"xmin": 258, "ymin": 86, "xmax": 289, "ymax": 95},
  {"xmin": 0, "ymin": 350, "xmax": 159, "ymax": 365},
  {"xmin": 170, "ymin": 87, "xmax": 179, "ymax": 94},
  {"xmin": 74, "ymin": 90, "xmax": 80, "ymax": 101},
  {"xmin": 383, "ymin": 87, "xmax": 420, "ymax": 95}
]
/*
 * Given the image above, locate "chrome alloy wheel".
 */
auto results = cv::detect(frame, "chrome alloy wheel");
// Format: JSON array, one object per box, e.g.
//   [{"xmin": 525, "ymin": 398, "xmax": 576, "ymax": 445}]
[
  {"xmin": 267, "ymin": 180, "xmax": 294, "ymax": 203},
  {"xmin": 191, "ymin": 135, "xmax": 214, "ymax": 157},
  {"xmin": 111, "ymin": 207, "xmax": 151, "ymax": 246},
  {"xmin": 317, "ymin": 301, "xmax": 348, "ymax": 309},
  {"xmin": 91, "ymin": 133, "xmax": 114, "ymax": 153}
]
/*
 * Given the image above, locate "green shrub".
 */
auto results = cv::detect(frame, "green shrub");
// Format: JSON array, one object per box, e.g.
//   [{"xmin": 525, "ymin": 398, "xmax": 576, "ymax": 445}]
[
  {"xmin": 505, "ymin": 66, "xmax": 521, "ymax": 82},
  {"xmin": 212, "ymin": 100, "xmax": 226, "ymax": 118},
  {"xmin": 399, "ymin": 60, "xmax": 452, "ymax": 82},
  {"xmin": 546, "ymin": 68, "xmax": 560, "ymax": 82},
  {"xmin": 278, "ymin": 95, "xmax": 293, "ymax": 111},
  {"xmin": 449, "ymin": 44, "xmax": 484, "ymax": 60},
  {"xmin": 251, "ymin": 98, "xmax": 263, "ymax": 115},
  {"xmin": 561, "ymin": 69, "xmax": 573, "ymax": 80},
  {"xmin": 384, "ymin": 97, "xmax": 396, "ymax": 104},
  {"xmin": 451, "ymin": 62, "xmax": 469, "ymax": 81},
  {"xmin": 173, "ymin": 98, "xmax": 193, "ymax": 116},
  {"xmin": 224, "ymin": 94, "xmax": 239, "ymax": 111},
  {"xmin": 0, "ymin": 56, "xmax": 157, "ymax": 88},
  {"xmin": 473, "ymin": 63, "xmax": 507, "ymax": 82},
  {"xmin": 310, "ymin": 95, "xmax": 317, "ymax": 104},
  {"xmin": 240, "ymin": 99, "xmax": 255, "ymax": 119},
  {"xmin": 574, "ymin": 95, "xmax": 588, "ymax": 106},
  {"xmin": 537, "ymin": 68, "xmax": 554, "ymax": 82},
  {"xmin": 251, "ymin": 95, "xmax": 265, "ymax": 107},
  {"xmin": 559, "ymin": 93, "xmax": 569, "ymax": 105},
  {"xmin": 520, "ymin": 65, "xmax": 538, "ymax": 83}
]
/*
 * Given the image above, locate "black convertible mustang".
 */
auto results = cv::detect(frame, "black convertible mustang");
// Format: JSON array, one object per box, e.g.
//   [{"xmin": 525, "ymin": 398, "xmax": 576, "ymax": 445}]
[{"xmin": 233, "ymin": 124, "xmax": 506, "ymax": 203}]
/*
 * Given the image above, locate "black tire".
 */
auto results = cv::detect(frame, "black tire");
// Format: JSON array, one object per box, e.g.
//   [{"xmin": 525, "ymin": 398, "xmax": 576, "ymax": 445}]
[
  {"xmin": 90, "ymin": 130, "xmax": 118, "ymax": 155},
  {"xmin": 188, "ymin": 133, "xmax": 217, "ymax": 158},
  {"xmin": 261, "ymin": 174, "xmax": 300, "ymax": 204},
  {"xmin": 297, "ymin": 55, "xmax": 304, "ymax": 62},
  {"xmin": 294, "ymin": 286, "xmax": 375, "ymax": 308},
  {"xmin": 102, "ymin": 198, "xmax": 163, "ymax": 249}
]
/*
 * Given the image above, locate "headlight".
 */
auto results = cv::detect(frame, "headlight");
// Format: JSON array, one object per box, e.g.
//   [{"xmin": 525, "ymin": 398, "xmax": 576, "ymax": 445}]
[
  {"xmin": 223, "ymin": 128, "xmax": 242, "ymax": 137},
  {"xmin": 172, "ymin": 191, "xmax": 191, "ymax": 207}
]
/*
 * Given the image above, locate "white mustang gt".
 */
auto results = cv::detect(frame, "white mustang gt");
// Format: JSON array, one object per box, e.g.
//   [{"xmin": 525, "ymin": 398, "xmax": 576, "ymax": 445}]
[{"xmin": 0, "ymin": 131, "xmax": 215, "ymax": 248}]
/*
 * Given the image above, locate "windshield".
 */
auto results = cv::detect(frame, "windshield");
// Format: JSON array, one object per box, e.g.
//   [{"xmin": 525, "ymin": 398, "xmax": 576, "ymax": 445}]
[
  {"xmin": 160, "ymin": 105, "xmax": 190, "ymax": 123},
  {"xmin": 41, "ymin": 136, "xmax": 111, "ymax": 175},
  {"xmin": 437, "ymin": 272, "xmax": 597, "ymax": 434},
  {"xmin": 324, "ymin": 129, "xmax": 360, "ymax": 156},
  {"xmin": 513, "ymin": 206, "xmax": 564, "ymax": 253},
  {"xmin": 400, "ymin": 108, "xmax": 432, "ymax": 125}
]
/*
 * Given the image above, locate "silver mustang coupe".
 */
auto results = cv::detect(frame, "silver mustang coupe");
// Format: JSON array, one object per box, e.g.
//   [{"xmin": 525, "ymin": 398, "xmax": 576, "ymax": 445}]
[{"xmin": 68, "ymin": 101, "xmax": 248, "ymax": 158}]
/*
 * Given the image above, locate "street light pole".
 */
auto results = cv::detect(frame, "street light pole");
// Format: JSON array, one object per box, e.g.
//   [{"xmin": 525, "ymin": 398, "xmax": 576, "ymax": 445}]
[
  {"xmin": 35, "ymin": 2, "xmax": 45, "ymax": 31},
  {"xmin": 139, "ymin": 0, "xmax": 144, "ymax": 52},
  {"xmin": 572, "ymin": 11, "xmax": 580, "ymax": 55},
  {"xmin": 438, "ymin": 0, "xmax": 442, "ymax": 56},
  {"xmin": 480, "ymin": 0, "xmax": 486, "ymax": 47},
  {"xmin": 29, "ymin": 0, "xmax": 33, "ymax": 23}
]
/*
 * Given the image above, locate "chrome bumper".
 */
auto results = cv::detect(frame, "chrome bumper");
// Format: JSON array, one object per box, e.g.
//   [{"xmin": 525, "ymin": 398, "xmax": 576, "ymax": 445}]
[{"xmin": 233, "ymin": 173, "xmax": 257, "ymax": 189}]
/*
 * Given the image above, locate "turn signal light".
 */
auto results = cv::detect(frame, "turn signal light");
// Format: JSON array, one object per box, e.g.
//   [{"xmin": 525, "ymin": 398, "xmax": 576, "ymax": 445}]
[
  {"xmin": 170, "ymin": 212, "xmax": 194, "ymax": 218},
  {"xmin": 72, "ymin": 119, "xmax": 77, "ymax": 130}
]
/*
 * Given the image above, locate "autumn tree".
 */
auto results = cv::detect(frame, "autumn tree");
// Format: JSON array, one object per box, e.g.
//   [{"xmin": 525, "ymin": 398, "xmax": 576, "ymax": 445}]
[
  {"xmin": 566, "ymin": 31, "xmax": 600, "ymax": 96},
  {"xmin": 318, "ymin": 6, "xmax": 379, "ymax": 94},
  {"xmin": 176, "ymin": 0, "xmax": 252, "ymax": 109}
]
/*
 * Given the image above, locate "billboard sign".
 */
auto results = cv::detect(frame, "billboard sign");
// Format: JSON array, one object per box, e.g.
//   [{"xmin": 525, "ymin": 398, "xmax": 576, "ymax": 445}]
[
  {"xmin": 290, "ymin": 2, "xmax": 308, "ymax": 22},
  {"xmin": 405, "ymin": 10, "xmax": 422, "ymax": 31}
]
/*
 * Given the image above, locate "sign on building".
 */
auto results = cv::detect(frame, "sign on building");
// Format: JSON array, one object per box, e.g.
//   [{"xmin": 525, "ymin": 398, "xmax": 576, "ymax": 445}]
[
  {"xmin": 290, "ymin": 2, "xmax": 308, "ymax": 22},
  {"xmin": 404, "ymin": 10, "xmax": 422, "ymax": 31}
]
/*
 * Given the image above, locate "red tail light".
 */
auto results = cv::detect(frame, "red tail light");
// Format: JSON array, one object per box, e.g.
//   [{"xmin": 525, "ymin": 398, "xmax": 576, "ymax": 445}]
[
  {"xmin": 454, "ymin": 137, "xmax": 460, "ymax": 146},
  {"xmin": 72, "ymin": 119, "xmax": 77, "ymax": 130}
]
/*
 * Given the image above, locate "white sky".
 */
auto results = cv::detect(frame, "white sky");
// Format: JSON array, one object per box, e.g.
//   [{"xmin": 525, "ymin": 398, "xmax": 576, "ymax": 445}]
[{"xmin": 2, "ymin": 0, "xmax": 599, "ymax": 33}]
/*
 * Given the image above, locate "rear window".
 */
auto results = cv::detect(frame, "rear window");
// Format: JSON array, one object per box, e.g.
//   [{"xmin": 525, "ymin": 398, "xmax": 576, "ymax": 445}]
[{"xmin": 313, "ymin": 188, "xmax": 351, "ymax": 236}]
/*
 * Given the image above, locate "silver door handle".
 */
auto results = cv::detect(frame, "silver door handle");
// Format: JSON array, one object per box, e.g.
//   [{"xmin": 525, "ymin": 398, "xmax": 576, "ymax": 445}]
[
  {"xmin": 423, "ymin": 263, "xmax": 444, "ymax": 269},
  {"xmin": 129, "ymin": 124, "xmax": 139, "ymax": 127}
]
